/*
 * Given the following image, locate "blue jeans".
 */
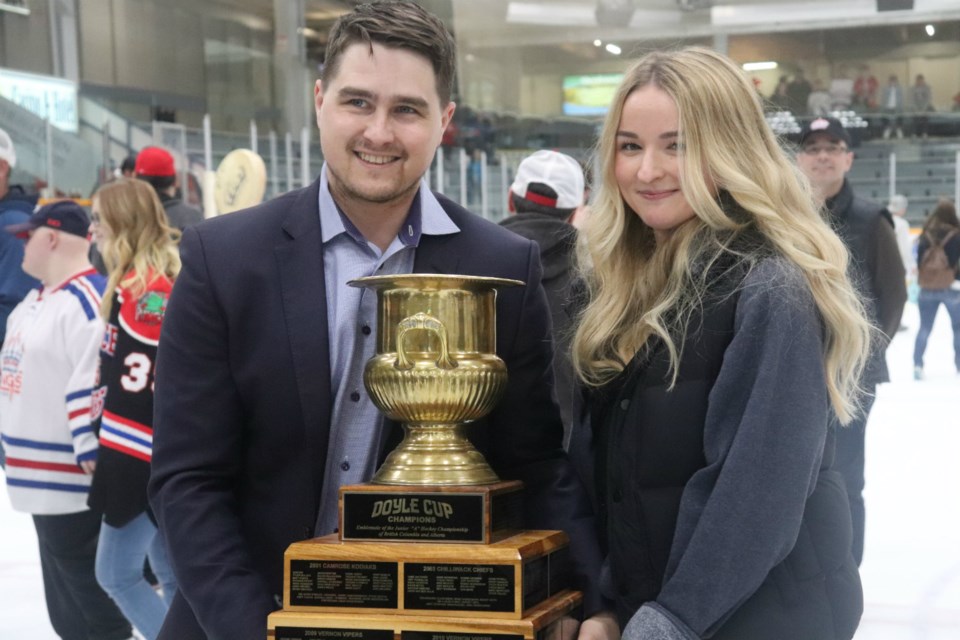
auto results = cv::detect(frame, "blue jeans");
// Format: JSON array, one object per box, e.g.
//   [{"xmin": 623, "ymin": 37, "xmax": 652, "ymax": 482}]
[
  {"xmin": 913, "ymin": 288, "xmax": 960, "ymax": 369},
  {"xmin": 95, "ymin": 511, "xmax": 177, "ymax": 640}
]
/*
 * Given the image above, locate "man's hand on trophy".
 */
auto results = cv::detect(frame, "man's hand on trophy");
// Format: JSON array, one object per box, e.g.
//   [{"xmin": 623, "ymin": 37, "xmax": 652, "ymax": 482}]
[{"xmin": 577, "ymin": 611, "xmax": 621, "ymax": 640}]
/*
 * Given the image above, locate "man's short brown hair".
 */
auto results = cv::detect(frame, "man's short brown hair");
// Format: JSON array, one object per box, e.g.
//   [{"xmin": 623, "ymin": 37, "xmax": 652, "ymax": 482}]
[{"xmin": 321, "ymin": 0, "xmax": 457, "ymax": 105}]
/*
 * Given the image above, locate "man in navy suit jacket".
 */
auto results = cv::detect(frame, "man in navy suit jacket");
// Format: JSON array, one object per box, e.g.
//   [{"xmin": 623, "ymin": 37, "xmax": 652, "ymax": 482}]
[{"xmin": 148, "ymin": 3, "xmax": 612, "ymax": 639}]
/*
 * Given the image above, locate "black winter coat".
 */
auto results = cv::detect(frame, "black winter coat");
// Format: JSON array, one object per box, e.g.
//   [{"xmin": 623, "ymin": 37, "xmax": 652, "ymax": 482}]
[
  {"xmin": 825, "ymin": 180, "xmax": 906, "ymax": 386},
  {"xmin": 499, "ymin": 212, "xmax": 579, "ymax": 446},
  {"xmin": 591, "ymin": 254, "xmax": 862, "ymax": 639}
]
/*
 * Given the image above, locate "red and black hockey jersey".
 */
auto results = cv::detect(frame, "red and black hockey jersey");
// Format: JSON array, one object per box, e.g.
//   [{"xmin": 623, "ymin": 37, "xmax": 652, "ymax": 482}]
[{"xmin": 88, "ymin": 270, "xmax": 173, "ymax": 527}]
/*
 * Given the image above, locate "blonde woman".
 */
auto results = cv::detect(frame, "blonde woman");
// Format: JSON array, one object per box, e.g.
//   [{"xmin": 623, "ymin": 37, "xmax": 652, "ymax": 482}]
[
  {"xmin": 573, "ymin": 48, "xmax": 872, "ymax": 639},
  {"xmin": 87, "ymin": 178, "xmax": 180, "ymax": 639}
]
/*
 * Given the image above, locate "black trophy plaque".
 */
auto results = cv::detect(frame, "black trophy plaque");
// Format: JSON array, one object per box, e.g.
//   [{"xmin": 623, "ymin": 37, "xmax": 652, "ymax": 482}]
[
  {"xmin": 340, "ymin": 481, "xmax": 523, "ymax": 543},
  {"xmin": 404, "ymin": 563, "xmax": 515, "ymax": 613},
  {"xmin": 287, "ymin": 560, "xmax": 398, "ymax": 608}
]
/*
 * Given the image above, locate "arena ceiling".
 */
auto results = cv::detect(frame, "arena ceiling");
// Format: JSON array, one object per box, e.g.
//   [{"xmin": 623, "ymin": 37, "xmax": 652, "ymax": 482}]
[
  {"xmin": 296, "ymin": 0, "xmax": 960, "ymax": 61},
  {"xmin": 198, "ymin": 0, "xmax": 960, "ymax": 68}
]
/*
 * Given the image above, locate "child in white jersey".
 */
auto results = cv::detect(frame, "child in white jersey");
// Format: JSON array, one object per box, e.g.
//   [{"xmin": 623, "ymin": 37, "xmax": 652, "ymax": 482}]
[{"xmin": 1, "ymin": 200, "xmax": 132, "ymax": 640}]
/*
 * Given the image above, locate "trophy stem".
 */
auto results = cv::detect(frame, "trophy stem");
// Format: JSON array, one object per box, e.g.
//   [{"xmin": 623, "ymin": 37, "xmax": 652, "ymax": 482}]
[{"xmin": 372, "ymin": 423, "xmax": 499, "ymax": 486}]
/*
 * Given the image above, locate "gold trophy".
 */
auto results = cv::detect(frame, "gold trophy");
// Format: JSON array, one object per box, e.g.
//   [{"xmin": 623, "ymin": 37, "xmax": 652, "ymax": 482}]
[
  {"xmin": 361, "ymin": 274, "xmax": 519, "ymax": 486},
  {"xmin": 269, "ymin": 275, "xmax": 581, "ymax": 640}
]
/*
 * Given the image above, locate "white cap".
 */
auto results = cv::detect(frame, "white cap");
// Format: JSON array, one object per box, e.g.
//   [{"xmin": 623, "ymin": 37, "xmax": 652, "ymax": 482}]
[
  {"xmin": 0, "ymin": 128, "xmax": 16, "ymax": 168},
  {"xmin": 510, "ymin": 150, "xmax": 584, "ymax": 210}
]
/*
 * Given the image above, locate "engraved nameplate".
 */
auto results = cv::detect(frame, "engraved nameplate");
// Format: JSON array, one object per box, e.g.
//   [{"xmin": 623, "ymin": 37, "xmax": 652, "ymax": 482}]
[
  {"xmin": 341, "ymin": 482, "xmax": 522, "ymax": 543},
  {"xmin": 404, "ymin": 563, "xmax": 515, "ymax": 613},
  {"xmin": 288, "ymin": 560, "xmax": 398, "ymax": 608}
]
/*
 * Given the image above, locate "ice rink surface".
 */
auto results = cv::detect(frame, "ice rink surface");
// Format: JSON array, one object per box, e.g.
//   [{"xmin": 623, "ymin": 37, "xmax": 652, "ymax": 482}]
[{"xmin": 1, "ymin": 302, "xmax": 957, "ymax": 638}]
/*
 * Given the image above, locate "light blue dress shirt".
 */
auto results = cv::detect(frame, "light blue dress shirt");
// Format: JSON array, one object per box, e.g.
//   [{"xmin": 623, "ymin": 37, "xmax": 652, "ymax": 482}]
[{"xmin": 314, "ymin": 166, "xmax": 459, "ymax": 535}]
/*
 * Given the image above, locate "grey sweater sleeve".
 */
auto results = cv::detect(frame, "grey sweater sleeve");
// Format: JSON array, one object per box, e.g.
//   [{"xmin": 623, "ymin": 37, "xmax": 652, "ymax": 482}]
[
  {"xmin": 643, "ymin": 258, "xmax": 830, "ymax": 637},
  {"xmin": 624, "ymin": 603, "xmax": 700, "ymax": 640}
]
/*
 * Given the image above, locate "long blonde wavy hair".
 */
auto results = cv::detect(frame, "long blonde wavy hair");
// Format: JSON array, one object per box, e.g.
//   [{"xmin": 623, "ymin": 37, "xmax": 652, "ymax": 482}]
[
  {"xmin": 93, "ymin": 178, "xmax": 181, "ymax": 318},
  {"xmin": 572, "ymin": 47, "xmax": 871, "ymax": 424}
]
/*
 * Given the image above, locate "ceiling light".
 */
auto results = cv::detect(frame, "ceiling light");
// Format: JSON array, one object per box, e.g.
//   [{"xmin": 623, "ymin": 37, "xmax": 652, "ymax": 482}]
[
  {"xmin": 742, "ymin": 61, "xmax": 778, "ymax": 71},
  {"xmin": 594, "ymin": 39, "xmax": 602, "ymax": 47},
  {"xmin": 506, "ymin": 2, "xmax": 594, "ymax": 26},
  {"xmin": 925, "ymin": 24, "xmax": 935, "ymax": 36},
  {"xmin": 0, "ymin": 1, "xmax": 30, "ymax": 16},
  {"xmin": 605, "ymin": 43, "xmax": 622, "ymax": 55},
  {"xmin": 713, "ymin": 3, "xmax": 874, "ymax": 28}
]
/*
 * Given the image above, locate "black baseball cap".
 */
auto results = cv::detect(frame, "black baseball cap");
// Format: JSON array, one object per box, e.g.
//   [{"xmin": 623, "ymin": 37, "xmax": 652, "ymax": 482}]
[
  {"xmin": 798, "ymin": 117, "xmax": 851, "ymax": 147},
  {"xmin": 4, "ymin": 200, "xmax": 91, "ymax": 239}
]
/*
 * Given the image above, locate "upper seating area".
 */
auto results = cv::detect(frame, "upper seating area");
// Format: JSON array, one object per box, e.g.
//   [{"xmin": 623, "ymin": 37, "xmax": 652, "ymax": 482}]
[{"xmin": 847, "ymin": 138, "xmax": 958, "ymax": 224}]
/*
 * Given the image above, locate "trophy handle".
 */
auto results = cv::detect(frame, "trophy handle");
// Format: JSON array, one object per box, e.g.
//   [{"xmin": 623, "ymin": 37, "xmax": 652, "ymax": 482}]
[{"xmin": 394, "ymin": 312, "xmax": 458, "ymax": 371}]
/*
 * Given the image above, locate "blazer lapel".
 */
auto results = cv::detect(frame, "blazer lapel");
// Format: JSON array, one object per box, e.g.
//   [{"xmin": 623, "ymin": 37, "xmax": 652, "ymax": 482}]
[
  {"xmin": 275, "ymin": 179, "xmax": 333, "ymax": 484},
  {"xmin": 413, "ymin": 228, "xmax": 462, "ymax": 274}
]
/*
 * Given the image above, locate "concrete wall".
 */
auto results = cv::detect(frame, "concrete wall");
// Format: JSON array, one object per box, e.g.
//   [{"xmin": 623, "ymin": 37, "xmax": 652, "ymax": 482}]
[
  {"xmin": 2, "ymin": 0, "xmax": 279, "ymax": 132},
  {"xmin": 0, "ymin": 1, "xmax": 55, "ymax": 75}
]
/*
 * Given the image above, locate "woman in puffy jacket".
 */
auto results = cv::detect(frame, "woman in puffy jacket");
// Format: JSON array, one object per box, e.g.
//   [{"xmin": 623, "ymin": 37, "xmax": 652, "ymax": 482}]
[{"xmin": 572, "ymin": 48, "xmax": 872, "ymax": 640}]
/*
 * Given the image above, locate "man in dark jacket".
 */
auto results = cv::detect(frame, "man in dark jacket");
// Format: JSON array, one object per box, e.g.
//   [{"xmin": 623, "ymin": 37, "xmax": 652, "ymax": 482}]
[
  {"xmin": 500, "ymin": 150, "xmax": 584, "ymax": 448},
  {"xmin": 0, "ymin": 127, "xmax": 40, "ymax": 345},
  {"xmin": 148, "ymin": 4, "xmax": 611, "ymax": 639},
  {"xmin": 134, "ymin": 146, "xmax": 203, "ymax": 230},
  {"xmin": 796, "ymin": 116, "xmax": 907, "ymax": 565},
  {"xmin": 0, "ymin": 127, "xmax": 40, "ymax": 468}
]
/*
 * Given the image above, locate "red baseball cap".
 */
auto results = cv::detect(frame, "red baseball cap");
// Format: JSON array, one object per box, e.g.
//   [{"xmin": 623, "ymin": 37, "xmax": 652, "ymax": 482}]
[{"xmin": 135, "ymin": 146, "xmax": 176, "ymax": 177}]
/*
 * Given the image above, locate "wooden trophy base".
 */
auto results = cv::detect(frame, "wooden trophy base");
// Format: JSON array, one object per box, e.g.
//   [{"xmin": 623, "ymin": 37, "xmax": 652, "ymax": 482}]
[
  {"xmin": 284, "ymin": 531, "xmax": 571, "ymax": 620},
  {"xmin": 268, "ymin": 588, "xmax": 583, "ymax": 640},
  {"xmin": 339, "ymin": 481, "xmax": 523, "ymax": 544}
]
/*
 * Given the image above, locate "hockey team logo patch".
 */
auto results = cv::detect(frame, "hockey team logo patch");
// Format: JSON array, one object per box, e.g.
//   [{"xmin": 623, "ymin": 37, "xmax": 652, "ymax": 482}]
[
  {"xmin": 91, "ymin": 386, "xmax": 107, "ymax": 421},
  {"xmin": 135, "ymin": 291, "xmax": 168, "ymax": 325},
  {"xmin": 0, "ymin": 332, "xmax": 25, "ymax": 398},
  {"xmin": 810, "ymin": 117, "xmax": 830, "ymax": 131}
]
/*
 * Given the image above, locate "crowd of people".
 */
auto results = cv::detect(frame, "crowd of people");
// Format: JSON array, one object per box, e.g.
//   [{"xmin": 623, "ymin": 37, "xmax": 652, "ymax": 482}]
[
  {"xmin": 1, "ymin": 2, "xmax": 959, "ymax": 640},
  {"xmin": 765, "ymin": 64, "xmax": 958, "ymax": 139},
  {"xmin": 0, "ymin": 140, "xmax": 198, "ymax": 638}
]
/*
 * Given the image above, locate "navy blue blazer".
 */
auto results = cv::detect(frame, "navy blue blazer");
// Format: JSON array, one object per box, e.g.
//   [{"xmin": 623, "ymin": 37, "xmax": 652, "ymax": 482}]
[{"xmin": 149, "ymin": 178, "xmax": 602, "ymax": 639}]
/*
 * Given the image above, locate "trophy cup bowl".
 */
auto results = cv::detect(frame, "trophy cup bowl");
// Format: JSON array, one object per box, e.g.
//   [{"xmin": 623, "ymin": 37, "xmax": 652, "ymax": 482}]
[{"xmin": 349, "ymin": 274, "xmax": 523, "ymax": 486}]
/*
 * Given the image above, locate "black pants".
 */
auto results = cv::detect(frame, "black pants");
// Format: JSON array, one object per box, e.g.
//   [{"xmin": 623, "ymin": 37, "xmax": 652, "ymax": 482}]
[
  {"xmin": 33, "ymin": 510, "xmax": 132, "ymax": 640},
  {"xmin": 833, "ymin": 392, "xmax": 876, "ymax": 566}
]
